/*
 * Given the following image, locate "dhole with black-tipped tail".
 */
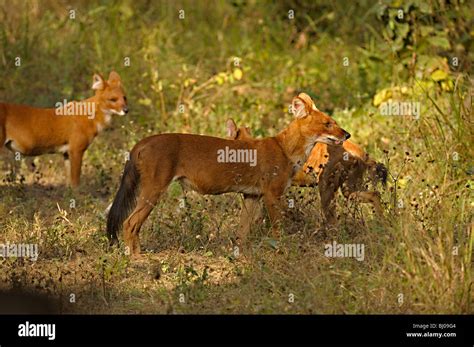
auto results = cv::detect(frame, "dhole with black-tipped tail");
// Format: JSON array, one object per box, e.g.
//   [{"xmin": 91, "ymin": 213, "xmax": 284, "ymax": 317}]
[{"xmin": 106, "ymin": 93, "xmax": 350, "ymax": 256}]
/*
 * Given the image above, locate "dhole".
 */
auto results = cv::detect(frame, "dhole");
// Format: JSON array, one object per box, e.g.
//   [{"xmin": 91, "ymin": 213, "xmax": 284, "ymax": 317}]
[
  {"xmin": 0, "ymin": 71, "xmax": 128, "ymax": 187},
  {"xmin": 227, "ymin": 95, "xmax": 387, "ymax": 226},
  {"xmin": 107, "ymin": 93, "xmax": 350, "ymax": 256}
]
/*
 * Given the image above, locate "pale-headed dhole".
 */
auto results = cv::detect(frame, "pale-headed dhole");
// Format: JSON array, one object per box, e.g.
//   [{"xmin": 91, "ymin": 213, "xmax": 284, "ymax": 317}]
[
  {"xmin": 107, "ymin": 93, "xmax": 350, "ymax": 256},
  {"xmin": 226, "ymin": 94, "xmax": 387, "ymax": 228},
  {"xmin": 0, "ymin": 71, "xmax": 128, "ymax": 187}
]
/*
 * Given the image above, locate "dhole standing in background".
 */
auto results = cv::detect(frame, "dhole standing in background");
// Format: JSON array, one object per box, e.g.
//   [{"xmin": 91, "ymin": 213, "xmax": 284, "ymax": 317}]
[
  {"xmin": 0, "ymin": 71, "xmax": 128, "ymax": 187},
  {"xmin": 107, "ymin": 93, "xmax": 350, "ymax": 256}
]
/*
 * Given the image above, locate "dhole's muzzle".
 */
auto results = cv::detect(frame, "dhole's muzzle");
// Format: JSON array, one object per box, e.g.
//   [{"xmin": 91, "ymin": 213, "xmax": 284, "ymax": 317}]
[{"xmin": 322, "ymin": 128, "xmax": 350, "ymax": 145}]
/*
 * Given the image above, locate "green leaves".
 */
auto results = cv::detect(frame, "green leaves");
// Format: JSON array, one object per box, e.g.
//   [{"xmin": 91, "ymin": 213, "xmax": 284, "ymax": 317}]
[{"xmin": 427, "ymin": 35, "xmax": 451, "ymax": 50}]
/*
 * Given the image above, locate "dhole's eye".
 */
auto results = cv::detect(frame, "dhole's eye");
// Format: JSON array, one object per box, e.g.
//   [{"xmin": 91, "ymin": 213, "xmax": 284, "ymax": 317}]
[
  {"xmin": 324, "ymin": 122, "xmax": 332, "ymax": 128},
  {"xmin": 109, "ymin": 98, "xmax": 118, "ymax": 102}
]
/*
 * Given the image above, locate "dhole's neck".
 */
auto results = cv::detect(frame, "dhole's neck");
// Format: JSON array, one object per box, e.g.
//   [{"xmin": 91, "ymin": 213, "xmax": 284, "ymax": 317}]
[
  {"xmin": 275, "ymin": 122, "xmax": 313, "ymax": 167},
  {"xmin": 83, "ymin": 95, "xmax": 113, "ymax": 132}
]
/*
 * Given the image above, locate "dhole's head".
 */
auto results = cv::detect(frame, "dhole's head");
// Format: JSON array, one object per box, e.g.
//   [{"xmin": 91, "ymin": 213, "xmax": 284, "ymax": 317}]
[
  {"xmin": 92, "ymin": 71, "xmax": 128, "ymax": 116},
  {"xmin": 290, "ymin": 93, "xmax": 350, "ymax": 145},
  {"xmin": 226, "ymin": 119, "xmax": 253, "ymax": 140}
]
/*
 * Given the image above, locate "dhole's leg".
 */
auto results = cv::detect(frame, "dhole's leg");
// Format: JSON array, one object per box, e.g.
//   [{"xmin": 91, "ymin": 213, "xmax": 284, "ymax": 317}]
[
  {"xmin": 63, "ymin": 153, "xmax": 71, "ymax": 183},
  {"xmin": 123, "ymin": 190, "xmax": 162, "ymax": 257},
  {"xmin": 0, "ymin": 122, "xmax": 5, "ymax": 149},
  {"xmin": 123, "ymin": 166, "xmax": 173, "ymax": 257},
  {"xmin": 69, "ymin": 149, "xmax": 85, "ymax": 188},
  {"xmin": 238, "ymin": 194, "xmax": 262, "ymax": 244},
  {"xmin": 0, "ymin": 104, "xmax": 6, "ymax": 148},
  {"xmin": 263, "ymin": 192, "xmax": 284, "ymax": 238}
]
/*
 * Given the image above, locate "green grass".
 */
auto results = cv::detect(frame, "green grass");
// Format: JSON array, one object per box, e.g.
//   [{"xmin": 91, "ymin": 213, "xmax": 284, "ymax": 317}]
[{"xmin": 0, "ymin": 0, "xmax": 472, "ymax": 314}]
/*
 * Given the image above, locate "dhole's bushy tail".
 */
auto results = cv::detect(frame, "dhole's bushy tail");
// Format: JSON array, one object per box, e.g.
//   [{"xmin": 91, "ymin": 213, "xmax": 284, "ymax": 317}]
[
  {"xmin": 106, "ymin": 157, "xmax": 140, "ymax": 243},
  {"xmin": 367, "ymin": 157, "xmax": 388, "ymax": 187}
]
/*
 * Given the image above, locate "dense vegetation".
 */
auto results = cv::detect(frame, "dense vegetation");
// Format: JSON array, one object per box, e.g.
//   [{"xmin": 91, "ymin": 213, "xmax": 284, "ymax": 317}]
[{"xmin": 0, "ymin": 0, "xmax": 472, "ymax": 313}]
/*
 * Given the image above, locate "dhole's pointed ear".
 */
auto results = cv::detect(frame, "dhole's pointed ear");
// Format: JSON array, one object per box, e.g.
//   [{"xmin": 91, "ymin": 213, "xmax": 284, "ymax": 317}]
[
  {"xmin": 298, "ymin": 92, "xmax": 319, "ymax": 111},
  {"xmin": 291, "ymin": 96, "xmax": 308, "ymax": 118},
  {"xmin": 226, "ymin": 119, "xmax": 238, "ymax": 139},
  {"xmin": 92, "ymin": 74, "xmax": 106, "ymax": 90},
  {"xmin": 108, "ymin": 71, "xmax": 122, "ymax": 85}
]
